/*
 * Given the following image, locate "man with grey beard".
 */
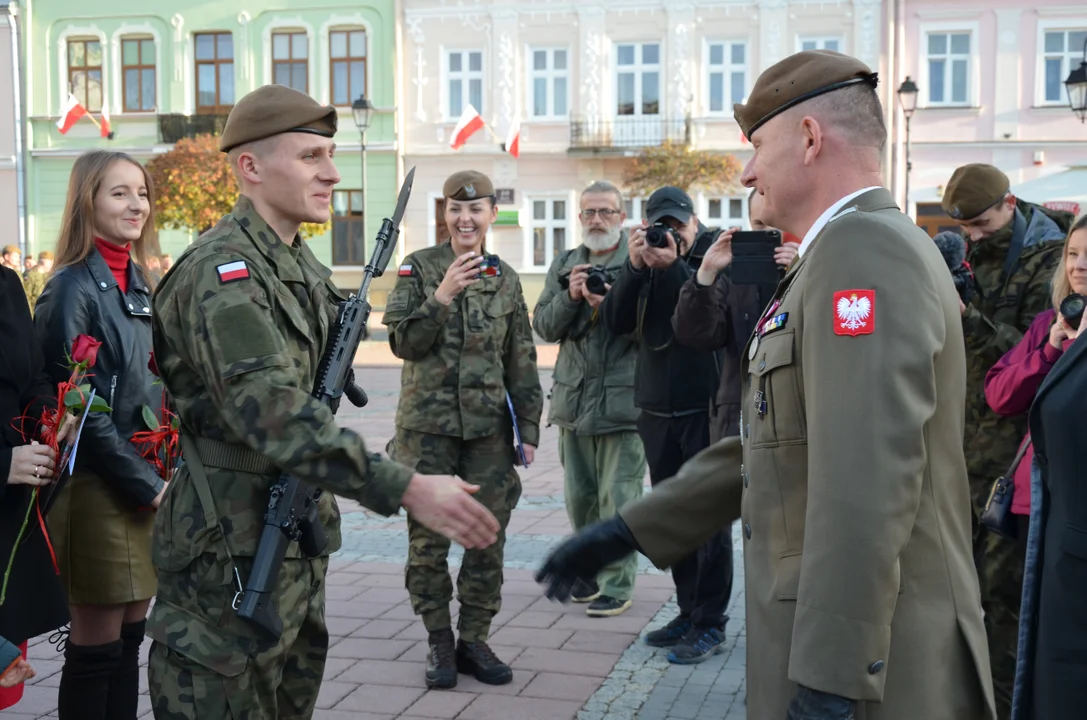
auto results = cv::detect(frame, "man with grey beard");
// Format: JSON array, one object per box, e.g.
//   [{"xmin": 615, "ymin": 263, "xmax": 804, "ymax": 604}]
[{"xmin": 532, "ymin": 180, "xmax": 646, "ymax": 617}]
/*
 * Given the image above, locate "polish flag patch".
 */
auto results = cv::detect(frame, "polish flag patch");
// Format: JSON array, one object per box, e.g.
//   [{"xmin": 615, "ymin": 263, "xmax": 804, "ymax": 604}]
[
  {"xmin": 398, "ymin": 264, "xmax": 413, "ymax": 277},
  {"xmin": 217, "ymin": 260, "xmax": 250, "ymax": 283},
  {"xmin": 833, "ymin": 289, "xmax": 875, "ymax": 336}
]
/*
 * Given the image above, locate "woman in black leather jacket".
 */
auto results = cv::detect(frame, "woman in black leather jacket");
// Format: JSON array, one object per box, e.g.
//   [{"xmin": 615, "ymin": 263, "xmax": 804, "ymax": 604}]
[{"xmin": 34, "ymin": 150, "xmax": 165, "ymax": 720}]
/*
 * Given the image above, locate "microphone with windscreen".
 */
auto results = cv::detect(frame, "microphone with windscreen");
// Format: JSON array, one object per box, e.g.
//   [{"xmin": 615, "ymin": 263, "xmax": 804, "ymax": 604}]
[{"xmin": 932, "ymin": 231, "xmax": 975, "ymax": 304}]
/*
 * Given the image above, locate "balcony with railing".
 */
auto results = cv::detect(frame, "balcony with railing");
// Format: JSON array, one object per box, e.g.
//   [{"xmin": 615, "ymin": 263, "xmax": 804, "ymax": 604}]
[
  {"xmin": 157, "ymin": 113, "xmax": 231, "ymax": 144},
  {"xmin": 569, "ymin": 115, "xmax": 691, "ymax": 153}
]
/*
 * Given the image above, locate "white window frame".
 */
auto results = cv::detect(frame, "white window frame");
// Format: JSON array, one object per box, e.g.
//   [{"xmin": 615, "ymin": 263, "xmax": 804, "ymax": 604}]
[
  {"xmin": 526, "ymin": 46, "xmax": 570, "ymax": 120},
  {"xmin": 261, "ymin": 18, "xmax": 315, "ymax": 96},
  {"xmin": 110, "ymin": 24, "xmax": 163, "ymax": 115},
  {"xmin": 523, "ymin": 192, "xmax": 575, "ymax": 272},
  {"xmin": 317, "ymin": 14, "xmax": 373, "ymax": 107},
  {"xmin": 703, "ymin": 39, "xmax": 748, "ymax": 116},
  {"xmin": 443, "ymin": 48, "xmax": 485, "ymax": 121},
  {"xmin": 797, "ymin": 36, "xmax": 843, "ymax": 53},
  {"xmin": 613, "ymin": 41, "xmax": 663, "ymax": 118},
  {"xmin": 918, "ymin": 22, "xmax": 980, "ymax": 108},
  {"xmin": 622, "ymin": 197, "xmax": 648, "ymax": 228},
  {"xmin": 56, "ymin": 25, "xmax": 109, "ymax": 117},
  {"xmin": 701, "ymin": 195, "xmax": 748, "ymax": 229},
  {"xmin": 1035, "ymin": 20, "xmax": 1087, "ymax": 107}
]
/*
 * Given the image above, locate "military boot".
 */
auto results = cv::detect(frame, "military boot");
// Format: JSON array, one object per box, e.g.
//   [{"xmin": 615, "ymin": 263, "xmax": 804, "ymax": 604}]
[
  {"xmin": 455, "ymin": 638, "xmax": 513, "ymax": 685},
  {"xmin": 425, "ymin": 628, "xmax": 457, "ymax": 689}
]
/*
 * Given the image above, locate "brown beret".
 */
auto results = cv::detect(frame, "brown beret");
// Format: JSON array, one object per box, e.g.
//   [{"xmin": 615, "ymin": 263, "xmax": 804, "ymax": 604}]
[
  {"xmin": 38, "ymin": 251, "xmax": 54, "ymax": 261},
  {"xmin": 443, "ymin": 170, "xmax": 494, "ymax": 201},
  {"xmin": 219, "ymin": 85, "xmax": 338, "ymax": 153},
  {"xmin": 734, "ymin": 50, "xmax": 879, "ymax": 137},
  {"xmin": 941, "ymin": 164, "xmax": 1011, "ymax": 221}
]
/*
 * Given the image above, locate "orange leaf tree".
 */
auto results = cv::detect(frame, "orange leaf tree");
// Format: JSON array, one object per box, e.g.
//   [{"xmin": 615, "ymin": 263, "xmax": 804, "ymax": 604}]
[
  {"xmin": 146, "ymin": 133, "xmax": 330, "ymax": 239},
  {"xmin": 622, "ymin": 142, "xmax": 744, "ymax": 198}
]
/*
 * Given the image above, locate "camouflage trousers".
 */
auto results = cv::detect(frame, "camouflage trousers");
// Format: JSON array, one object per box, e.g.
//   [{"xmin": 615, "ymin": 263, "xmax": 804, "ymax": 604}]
[
  {"xmin": 970, "ymin": 472, "xmax": 1027, "ymax": 720},
  {"xmin": 147, "ymin": 554, "xmax": 329, "ymax": 719},
  {"xmin": 559, "ymin": 428, "xmax": 646, "ymax": 601},
  {"xmin": 388, "ymin": 428, "xmax": 522, "ymax": 643}
]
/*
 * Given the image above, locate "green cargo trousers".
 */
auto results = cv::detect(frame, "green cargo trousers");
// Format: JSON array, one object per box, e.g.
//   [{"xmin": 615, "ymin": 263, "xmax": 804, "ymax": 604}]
[
  {"xmin": 388, "ymin": 428, "xmax": 522, "ymax": 643},
  {"xmin": 559, "ymin": 428, "xmax": 646, "ymax": 601}
]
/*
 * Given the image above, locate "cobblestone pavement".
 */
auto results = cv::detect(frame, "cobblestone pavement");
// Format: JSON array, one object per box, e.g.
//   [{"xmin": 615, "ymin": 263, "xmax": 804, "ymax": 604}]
[{"xmin": 3, "ymin": 363, "xmax": 749, "ymax": 720}]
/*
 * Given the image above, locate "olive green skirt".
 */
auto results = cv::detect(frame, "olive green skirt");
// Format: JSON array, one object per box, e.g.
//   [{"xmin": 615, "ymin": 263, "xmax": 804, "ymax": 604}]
[{"xmin": 47, "ymin": 471, "xmax": 157, "ymax": 605}]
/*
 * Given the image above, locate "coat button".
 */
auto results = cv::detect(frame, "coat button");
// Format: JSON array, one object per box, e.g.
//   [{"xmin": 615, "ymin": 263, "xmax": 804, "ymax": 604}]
[
  {"xmin": 758, "ymin": 360, "xmax": 766, "ymax": 371},
  {"xmin": 142, "ymin": 306, "xmax": 150, "ymax": 313},
  {"xmin": 868, "ymin": 660, "xmax": 885, "ymax": 674},
  {"xmin": 99, "ymin": 281, "xmax": 107, "ymax": 288},
  {"xmin": 744, "ymin": 312, "xmax": 750, "ymax": 320},
  {"xmin": 743, "ymin": 470, "xmax": 749, "ymax": 488},
  {"xmin": 744, "ymin": 523, "xmax": 752, "ymax": 539},
  {"xmin": 128, "ymin": 303, "xmax": 133, "ymax": 310}
]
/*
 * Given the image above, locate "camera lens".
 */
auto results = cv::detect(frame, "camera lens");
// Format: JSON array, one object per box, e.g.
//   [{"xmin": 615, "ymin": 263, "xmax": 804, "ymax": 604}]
[
  {"xmin": 1060, "ymin": 292, "xmax": 1085, "ymax": 330},
  {"xmin": 645, "ymin": 224, "xmax": 671, "ymax": 248},
  {"xmin": 585, "ymin": 269, "xmax": 610, "ymax": 296}
]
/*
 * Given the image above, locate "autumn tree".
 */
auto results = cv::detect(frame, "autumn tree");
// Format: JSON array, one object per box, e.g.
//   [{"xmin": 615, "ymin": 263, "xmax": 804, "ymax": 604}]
[
  {"xmin": 146, "ymin": 133, "xmax": 330, "ymax": 238},
  {"xmin": 622, "ymin": 142, "xmax": 744, "ymax": 198}
]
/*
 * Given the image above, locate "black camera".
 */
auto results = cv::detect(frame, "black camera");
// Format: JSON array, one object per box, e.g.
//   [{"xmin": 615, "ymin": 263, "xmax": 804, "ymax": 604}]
[
  {"xmin": 645, "ymin": 222, "xmax": 678, "ymax": 249},
  {"xmin": 1060, "ymin": 292, "xmax": 1084, "ymax": 331},
  {"xmin": 585, "ymin": 265, "xmax": 615, "ymax": 296}
]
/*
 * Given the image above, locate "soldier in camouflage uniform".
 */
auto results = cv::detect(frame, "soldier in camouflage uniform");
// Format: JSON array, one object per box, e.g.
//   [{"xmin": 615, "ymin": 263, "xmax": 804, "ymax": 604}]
[
  {"xmin": 383, "ymin": 170, "xmax": 543, "ymax": 690},
  {"xmin": 943, "ymin": 163, "xmax": 1074, "ymax": 719},
  {"xmin": 145, "ymin": 85, "xmax": 501, "ymax": 719},
  {"xmin": 22, "ymin": 251, "xmax": 52, "ymax": 315}
]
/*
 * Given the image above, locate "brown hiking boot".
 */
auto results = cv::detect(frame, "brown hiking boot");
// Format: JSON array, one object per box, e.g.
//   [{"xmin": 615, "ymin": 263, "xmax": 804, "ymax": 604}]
[
  {"xmin": 455, "ymin": 639, "xmax": 513, "ymax": 685},
  {"xmin": 425, "ymin": 628, "xmax": 457, "ymax": 689}
]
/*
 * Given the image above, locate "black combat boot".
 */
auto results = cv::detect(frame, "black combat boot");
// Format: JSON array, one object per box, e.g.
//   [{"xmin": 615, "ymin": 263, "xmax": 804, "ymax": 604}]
[
  {"xmin": 425, "ymin": 628, "xmax": 457, "ymax": 689},
  {"xmin": 456, "ymin": 638, "xmax": 513, "ymax": 685}
]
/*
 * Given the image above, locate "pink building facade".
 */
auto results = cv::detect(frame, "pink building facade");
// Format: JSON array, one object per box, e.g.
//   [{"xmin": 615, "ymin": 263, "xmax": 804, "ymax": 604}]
[{"xmin": 892, "ymin": 0, "xmax": 1087, "ymax": 233}]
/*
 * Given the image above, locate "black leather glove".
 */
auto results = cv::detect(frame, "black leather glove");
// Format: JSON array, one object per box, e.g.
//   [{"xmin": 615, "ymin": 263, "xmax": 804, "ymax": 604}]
[
  {"xmin": 785, "ymin": 685, "xmax": 856, "ymax": 720},
  {"xmin": 535, "ymin": 516, "xmax": 640, "ymax": 602}
]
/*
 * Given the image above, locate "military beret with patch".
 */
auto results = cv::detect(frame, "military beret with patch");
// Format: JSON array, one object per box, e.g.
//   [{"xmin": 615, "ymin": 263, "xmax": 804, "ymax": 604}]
[
  {"xmin": 219, "ymin": 84, "xmax": 338, "ymax": 153},
  {"xmin": 733, "ymin": 50, "xmax": 879, "ymax": 138},
  {"xmin": 443, "ymin": 170, "xmax": 494, "ymax": 201},
  {"xmin": 941, "ymin": 164, "xmax": 1010, "ymax": 221}
]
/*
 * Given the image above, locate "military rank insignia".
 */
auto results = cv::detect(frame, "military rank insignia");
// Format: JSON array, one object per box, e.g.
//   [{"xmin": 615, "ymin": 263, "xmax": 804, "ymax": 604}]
[
  {"xmin": 833, "ymin": 289, "xmax": 875, "ymax": 336},
  {"xmin": 216, "ymin": 260, "xmax": 250, "ymax": 283},
  {"xmin": 760, "ymin": 312, "xmax": 788, "ymax": 336},
  {"xmin": 398, "ymin": 264, "xmax": 413, "ymax": 277}
]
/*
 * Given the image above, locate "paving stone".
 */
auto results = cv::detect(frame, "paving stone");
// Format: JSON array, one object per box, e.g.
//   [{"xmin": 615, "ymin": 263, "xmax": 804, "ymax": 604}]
[
  {"xmin": 351, "ymin": 619, "xmax": 413, "ymax": 639},
  {"xmin": 520, "ymin": 672, "xmax": 603, "ymax": 703},
  {"xmin": 336, "ymin": 659, "xmax": 428, "ymax": 687},
  {"xmin": 488, "ymin": 626, "xmax": 573, "ymax": 649},
  {"xmin": 401, "ymin": 690, "xmax": 478, "ymax": 718},
  {"xmin": 514, "ymin": 648, "xmax": 620, "ymax": 677},
  {"xmin": 315, "ymin": 681, "xmax": 358, "ymax": 710},
  {"xmin": 505, "ymin": 610, "xmax": 561, "ymax": 629},
  {"xmin": 334, "ymin": 684, "xmax": 426, "ymax": 715},
  {"xmin": 326, "ymin": 637, "xmax": 415, "ymax": 661},
  {"xmin": 458, "ymin": 694, "xmax": 583, "ymax": 720}
]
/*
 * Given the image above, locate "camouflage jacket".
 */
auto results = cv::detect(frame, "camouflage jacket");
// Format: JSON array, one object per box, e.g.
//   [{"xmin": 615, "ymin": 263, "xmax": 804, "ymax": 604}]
[
  {"xmin": 22, "ymin": 270, "xmax": 46, "ymax": 315},
  {"xmin": 383, "ymin": 243, "xmax": 543, "ymax": 446},
  {"xmin": 962, "ymin": 199, "xmax": 1071, "ymax": 479},
  {"xmin": 151, "ymin": 196, "xmax": 414, "ymax": 564}
]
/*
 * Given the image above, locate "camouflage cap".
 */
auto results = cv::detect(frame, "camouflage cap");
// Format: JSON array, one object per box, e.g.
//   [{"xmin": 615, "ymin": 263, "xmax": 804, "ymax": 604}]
[
  {"xmin": 219, "ymin": 85, "xmax": 338, "ymax": 153},
  {"xmin": 733, "ymin": 50, "xmax": 879, "ymax": 138},
  {"xmin": 443, "ymin": 170, "xmax": 494, "ymax": 201},
  {"xmin": 941, "ymin": 164, "xmax": 1010, "ymax": 221}
]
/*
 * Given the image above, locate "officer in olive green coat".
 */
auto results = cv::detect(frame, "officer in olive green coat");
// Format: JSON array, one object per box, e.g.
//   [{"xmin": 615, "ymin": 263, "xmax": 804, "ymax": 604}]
[
  {"xmin": 383, "ymin": 170, "xmax": 543, "ymax": 690},
  {"xmin": 538, "ymin": 51, "xmax": 996, "ymax": 720},
  {"xmin": 942, "ymin": 164, "xmax": 1073, "ymax": 718},
  {"xmin": 146, "ymin": 85, "xmax": 500, "ymax": 720}
]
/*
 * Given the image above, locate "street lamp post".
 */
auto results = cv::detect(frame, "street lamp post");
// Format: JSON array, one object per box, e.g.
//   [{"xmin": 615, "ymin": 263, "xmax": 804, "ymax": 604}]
[
  {"xmin": 351, "ymin": 95, "xmax": 374, "ymax": 259},
  {"xmin": 897, "ymin": 77, "xmax": 919, "ymax": 216},
  {"xmin": 1065, "ymin": 36, "xmax": 1087, "ymax": 123}
]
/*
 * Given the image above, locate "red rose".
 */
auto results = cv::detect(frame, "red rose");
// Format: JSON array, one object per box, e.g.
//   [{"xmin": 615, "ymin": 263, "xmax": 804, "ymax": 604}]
[
  {"xmin": 148, "ymin": 351, "xmax": 160, "ymax": 377},
  {"xmin": 71, "ymin": 335, "xmax": 102, "ymax": 368}
]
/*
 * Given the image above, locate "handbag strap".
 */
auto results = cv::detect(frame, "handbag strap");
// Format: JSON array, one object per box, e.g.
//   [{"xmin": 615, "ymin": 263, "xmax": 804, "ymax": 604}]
[{"xmin": 1005, "ymin": 435, "xmax": 1033, "ymax": 477}]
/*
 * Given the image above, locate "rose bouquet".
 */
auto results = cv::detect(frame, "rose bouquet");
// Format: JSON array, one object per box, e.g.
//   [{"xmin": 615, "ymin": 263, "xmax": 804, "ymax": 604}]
[{"xmin": 130, "ymin": 352, "xmax": 180, "ymax": 487}]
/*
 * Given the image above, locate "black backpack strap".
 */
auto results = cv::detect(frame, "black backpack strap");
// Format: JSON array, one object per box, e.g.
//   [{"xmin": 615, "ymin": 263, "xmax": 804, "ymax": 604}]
[{"xmin": 1002, "ymin": 208, "xmax": 1028, "ymax": 283}]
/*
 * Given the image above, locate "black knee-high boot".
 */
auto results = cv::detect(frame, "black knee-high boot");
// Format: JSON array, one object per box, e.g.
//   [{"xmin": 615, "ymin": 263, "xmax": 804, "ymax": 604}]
[
  {"xmin": 105, "ymin": 621, "xmax": 145, "ymax": 720},
  {"xmin": 57, "ymin": 640, "xmax": 122, "ymax": 720}
]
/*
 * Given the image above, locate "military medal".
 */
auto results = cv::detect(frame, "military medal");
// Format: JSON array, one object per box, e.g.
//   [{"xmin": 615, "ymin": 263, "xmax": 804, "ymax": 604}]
[
  {"xmin": 754, "ymin": 390, "xmax": 767, "ymax": 417},
  {"xmin": 748, "ymin": 334, "xmax": 760, "ymax": 359}
]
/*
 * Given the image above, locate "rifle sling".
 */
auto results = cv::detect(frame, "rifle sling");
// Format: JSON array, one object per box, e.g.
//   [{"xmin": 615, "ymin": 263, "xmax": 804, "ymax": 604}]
[{"xmin": 179, "ymin": 433, "xmax": 238, "ymax": 572}]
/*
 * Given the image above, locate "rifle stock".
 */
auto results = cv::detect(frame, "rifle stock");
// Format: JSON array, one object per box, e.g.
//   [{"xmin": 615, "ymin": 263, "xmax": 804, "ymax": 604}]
[{"xmin": 235, "ymin": 168, "xmax": 416, "ymax": 639}]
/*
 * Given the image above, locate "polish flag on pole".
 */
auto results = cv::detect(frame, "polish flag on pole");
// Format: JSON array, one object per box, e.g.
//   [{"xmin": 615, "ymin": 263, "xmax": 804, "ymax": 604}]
[
  {"xmin": 449, "ymin": 104, "xmax": 485, "ymax": 150},
  {"xmin": 56, "ymin": 93, "xmax": 87, "ymax": 135},
  {"xmin": 505, "ymin": 119, "xmax": 521, "ymax": 159},
  {"xmin": 100, "ymin": 102, "xmax": 112, "ymax": 139}
]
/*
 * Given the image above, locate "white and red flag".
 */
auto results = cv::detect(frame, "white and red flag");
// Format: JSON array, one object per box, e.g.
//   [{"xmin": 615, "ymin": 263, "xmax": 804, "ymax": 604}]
[
  {"xmin": 505, "ymin": 119, "xmax": 521, "ymax": 158},
  {"xmin": 100, "ymin": 102, "xmax": 112, "ymax": 139},
  {"xmin": 56, "ymin": 94, "xmax": 87, "ymax": 135},
  {"xmin": 449, "ymin": 105, "xmax": 485, "ymax": 150}
]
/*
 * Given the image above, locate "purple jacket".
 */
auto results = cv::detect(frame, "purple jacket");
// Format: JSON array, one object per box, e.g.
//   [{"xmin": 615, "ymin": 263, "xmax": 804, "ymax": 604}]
[{"xmin": 984, "ymin": 308, "xmax": 1070, "ymax": 514}]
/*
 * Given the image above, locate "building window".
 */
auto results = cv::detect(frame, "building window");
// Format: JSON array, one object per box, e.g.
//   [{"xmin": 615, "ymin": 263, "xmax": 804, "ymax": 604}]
[
  {"xmin": 623, "ymin": 197, "xmax": 647, "ymax": 227},
  {"xmin": 447, "ymin": 50, "xmax": 483, "ymax": 117},
  {"xmin": 705, "ymin": 197, "xmax": 747, "ymax": 228},
  {"xmin": 799, "ymin": 37, "xmax": 841, "ymax": 52},
  {"xmin": 195, "ymin": 32, "xmax": 234, "ymax": 113},
  {"xmin": 121, "ymin": 37, "xmax": 155, "ymax": 112},
  {"xmin": 529, "ymin": 48, "xmax": 569, "ymax": 119},
  {"xmin": 529, "ymin": 198, "xmax": 567, "ymax": 268},
  {"xmin": 706, "ymin": 41, "xmax": 747, "ymax": 114},
  {"xmin": 273, "ymin": 31, "xmax": 308, "ymax": 93},
  {"xmin": 68, "ymin": 38, "xmax": 103, "ymax": 112},
  {"xmin": 926, "ymin": 32, "xmax": 971, "ymax": 106},
  {"xmin": 332, "ymin": 190, "xmax": 365, "ymax": 265},
  {"xmin": 616, "ymin": 42, "xmax": 661, "ymax": 116},
  {"xmin": 1042, "ymin": 29, "xmax": 1087, "ymax": 104},
  {"xmin": 330, "ymin": 29, "xmax": 366, "ymax": 106}
]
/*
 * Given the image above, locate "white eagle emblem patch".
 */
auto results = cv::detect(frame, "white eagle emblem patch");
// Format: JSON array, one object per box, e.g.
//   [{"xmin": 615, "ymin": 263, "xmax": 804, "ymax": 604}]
[{"xmin": 833, "ymin": 289, "xmax": 875, "ymax": 336}]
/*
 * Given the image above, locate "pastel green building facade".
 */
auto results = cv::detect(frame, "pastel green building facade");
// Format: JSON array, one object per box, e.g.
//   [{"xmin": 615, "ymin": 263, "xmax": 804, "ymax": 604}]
[{"xmin": 22, "ymin": 0, "xmax": 400, "ymax": 288}]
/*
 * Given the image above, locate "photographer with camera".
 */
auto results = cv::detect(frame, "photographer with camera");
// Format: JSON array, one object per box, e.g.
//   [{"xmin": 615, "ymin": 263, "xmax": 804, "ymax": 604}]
[
  {"xmin": 599, "ymin": 186, "xmax": 728, "ymax": 664},
  {"xmin": 533, "ymin": 181, "xmax": 645, "ymax": 618}
]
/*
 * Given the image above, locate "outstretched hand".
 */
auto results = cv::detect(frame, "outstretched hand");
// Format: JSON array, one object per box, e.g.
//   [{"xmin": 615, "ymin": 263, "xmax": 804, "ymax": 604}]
[{"xmin": 535, "ymin": 516, "xmax": 640, "ymax": 602}]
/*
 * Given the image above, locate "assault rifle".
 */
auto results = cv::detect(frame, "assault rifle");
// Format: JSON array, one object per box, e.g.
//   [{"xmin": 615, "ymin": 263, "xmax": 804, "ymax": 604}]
[{"xmin": 235, "ymin": 167, "xmax": 416, "ymax": 639}]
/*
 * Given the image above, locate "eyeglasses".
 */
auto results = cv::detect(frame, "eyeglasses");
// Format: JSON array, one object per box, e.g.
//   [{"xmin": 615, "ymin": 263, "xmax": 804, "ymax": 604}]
[{"xmin": 580, "ymin": 209, "xmax": 622, "ymax": 219}]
